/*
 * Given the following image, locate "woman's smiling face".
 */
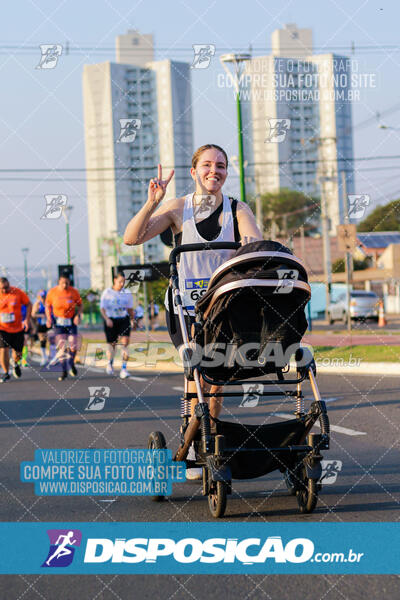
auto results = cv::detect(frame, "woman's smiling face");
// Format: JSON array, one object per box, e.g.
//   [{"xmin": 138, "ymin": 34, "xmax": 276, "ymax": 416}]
[{"xmin": 191, "ymin": 147, "xmax": 228, "ymax": 194}]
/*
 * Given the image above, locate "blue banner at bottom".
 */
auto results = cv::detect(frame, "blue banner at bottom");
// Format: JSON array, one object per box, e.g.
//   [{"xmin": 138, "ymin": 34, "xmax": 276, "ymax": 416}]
[{"xmin": 0, "ymin": 522, "xmax": 398, "ymax": 574}]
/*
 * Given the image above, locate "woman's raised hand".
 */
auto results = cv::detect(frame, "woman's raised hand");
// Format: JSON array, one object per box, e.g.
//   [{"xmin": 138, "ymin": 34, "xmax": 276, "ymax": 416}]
[{"xmin": 148, "ymin": 164, "xmax": 174, "ymax": 206}]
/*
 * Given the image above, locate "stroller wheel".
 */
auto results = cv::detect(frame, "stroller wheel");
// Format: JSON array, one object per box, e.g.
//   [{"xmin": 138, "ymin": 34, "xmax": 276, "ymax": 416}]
[
  {"xmin": 148, "ymin": 431, "xmax": 167, "ymax": 502},
  {"xmin": 284, "ymin": 469, "xmax": 296, "ymax": 496},
  {"xmin": 296, "ymin": 470, "xmax": 318, "ymax": 514},
  {"xmin": 208, "ymin": 481, "xmax": 227, "ymax": 518}
]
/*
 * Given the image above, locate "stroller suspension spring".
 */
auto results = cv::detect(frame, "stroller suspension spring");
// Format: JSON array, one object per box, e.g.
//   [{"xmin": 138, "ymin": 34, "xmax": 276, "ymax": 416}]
[
  {"xmin": 195, "ymin": 403, "xmax": 212, "ymax": 453},
  {"xmin": 296, "ymin": 384, "xmax": 304, "ymax": 414},
  {"xmin": 180, "ymin": 396, "xmax": 191, "ymax": 418}
]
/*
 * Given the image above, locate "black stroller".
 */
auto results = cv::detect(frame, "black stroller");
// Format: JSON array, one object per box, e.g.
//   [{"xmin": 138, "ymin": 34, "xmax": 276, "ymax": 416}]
[{"xmin": 148, "ymin": 241, "xmax": 330, "ymax": 518}]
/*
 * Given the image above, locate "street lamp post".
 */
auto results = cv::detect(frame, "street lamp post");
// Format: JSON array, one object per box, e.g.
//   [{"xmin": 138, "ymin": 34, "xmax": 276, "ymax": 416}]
[
  {"xmin": 62, "ymin": 206, "xmax": 73, "ymax": 265},
  {"xmin": 139, "ymin": 244, "xmax": 150, "ymax": 341},
  {"xmin": 220, "ymin": 53, "xmax": 251, "ymax": 204},
  {"xmin": 309, "ymin": 136, "xmax": 337, "ymax": 321},
  {"xmin": 110, "ymin": 230, "xmax": 120, "ymax": 265},
  {"xmin": 21, "ymin": 248, "xmax": 29, "ymax": 293}
]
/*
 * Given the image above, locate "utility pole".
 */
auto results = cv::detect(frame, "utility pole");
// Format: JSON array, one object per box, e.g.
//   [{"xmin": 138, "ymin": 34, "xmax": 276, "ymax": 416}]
[
  {"xmin": 254, "ymin": 169, "xmax": 263, "ymax": 233},
  {"xmin": 220, "ymin": 53, "xmax": 251, "ymax": 203},
  {"xmin": 62, "ymin": 205, "xmax": 73, "ymax": 265},
  {"xmin": 313, "ymin": 137, "xmax": 336, "ymax": 321},
  {"xmin": 21, "ymin": 248, "xmax": 29, "ymax": 293},
  {"xmin": 342, "ymin": 171, "xmax": 353, "ymax": 333},
  {"xmin": 300, "ymin": 225, "xmax": 305, "ymax": 262},
  {"xmin": 320, "ymin": 181, "xmax": 332, "ymax": 321}
]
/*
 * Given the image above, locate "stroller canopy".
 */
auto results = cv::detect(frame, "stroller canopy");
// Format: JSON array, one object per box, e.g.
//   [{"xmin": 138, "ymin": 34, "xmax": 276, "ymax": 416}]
[{"xmin": 195, "ymin": 241, "xmax": 311, "ymax": 382}]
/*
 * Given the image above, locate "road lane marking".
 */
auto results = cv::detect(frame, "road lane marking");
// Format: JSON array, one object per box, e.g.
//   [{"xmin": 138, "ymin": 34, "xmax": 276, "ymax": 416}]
[
  {"xmin": 274, "ymin": 412, "xmax": 366, "ymax": 436},
  {"xmin": 78, "ymin": 365, "xmax": 148, "ymax": 381},
  {"xmin": 173, "ymin": 386, "xmax": 184, "ymax": 392},
  {"xmin": 322, "ymin": 397, "xmax": 339, "ymax": 403}
]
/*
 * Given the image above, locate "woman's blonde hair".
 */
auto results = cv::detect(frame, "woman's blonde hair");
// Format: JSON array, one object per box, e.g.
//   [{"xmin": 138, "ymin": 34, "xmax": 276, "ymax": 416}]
[{"xmin": 191, "ymin": 144, "xmax": 228, "ymax": 169}]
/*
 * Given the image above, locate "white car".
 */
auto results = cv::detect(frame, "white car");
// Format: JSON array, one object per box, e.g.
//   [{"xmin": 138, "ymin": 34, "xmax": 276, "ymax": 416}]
[{"xmin": 328, "ymin": 291, "xmax": 380, "ymax": 324}]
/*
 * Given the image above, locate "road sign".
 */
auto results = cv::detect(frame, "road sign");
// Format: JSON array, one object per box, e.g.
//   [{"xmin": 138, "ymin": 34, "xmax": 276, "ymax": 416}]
[
  {"xmin": 111, "ymin": 263, "xmax": 170, "ymax": 287},
  {"xmin": 337, "ymin": 224, "xmax": 358, "ymax": 252}
]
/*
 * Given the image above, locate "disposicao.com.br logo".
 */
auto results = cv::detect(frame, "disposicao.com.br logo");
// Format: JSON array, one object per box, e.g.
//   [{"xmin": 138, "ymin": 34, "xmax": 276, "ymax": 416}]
[
  {"xmin": 82, "ymin": 536, "xmax": 363, "ymax": 566},
  {"xmin": 42, "ymin": 529, "xmax": 82, "ymax": 567}
]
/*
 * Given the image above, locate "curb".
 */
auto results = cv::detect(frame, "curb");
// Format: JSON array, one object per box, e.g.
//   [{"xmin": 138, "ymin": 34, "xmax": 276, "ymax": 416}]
[
  {"xmin": 31, "ymin": 350, "xmax": 399, "ymax": 377},
  {"xmin": 314, "ymin": 362, "xmax": 400, "ymax": 377}
]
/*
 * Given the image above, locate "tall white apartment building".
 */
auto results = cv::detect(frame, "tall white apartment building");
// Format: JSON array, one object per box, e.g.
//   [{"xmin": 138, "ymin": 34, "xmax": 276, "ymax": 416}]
[
  {"xmin": 83, "ymin": 30, "xmax": 193, "ymax": 289},
  {"xmin": 242, "ymin": 23, "xmax": 355, "ymax": 233}
]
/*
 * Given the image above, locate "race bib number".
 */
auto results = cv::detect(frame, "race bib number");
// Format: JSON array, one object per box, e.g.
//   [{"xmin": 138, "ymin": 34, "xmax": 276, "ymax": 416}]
[
  {"xmin": 56, "ymin": 317, "xmax": 72, "ymax": 326},
  {"xmin": 0, "ymin": 312, "xmax": 15, "ymax": 323},
  {"xmin": 183, "ymin": 278, "xmax": 210, "ymax": 306}
]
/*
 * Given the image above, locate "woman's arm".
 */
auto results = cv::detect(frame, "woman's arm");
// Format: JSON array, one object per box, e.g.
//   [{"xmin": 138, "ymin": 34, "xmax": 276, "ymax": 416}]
[
  {"xmin": 123, "ymin": 198, "xmax": 175, "ymax": 245},
  {"xmin": 236, "ymin": 201, "xmax": 263, "ymax": 242},
  {"xmin": 124, "ymin": 164, "xmax": 175, "ymax": 245}
]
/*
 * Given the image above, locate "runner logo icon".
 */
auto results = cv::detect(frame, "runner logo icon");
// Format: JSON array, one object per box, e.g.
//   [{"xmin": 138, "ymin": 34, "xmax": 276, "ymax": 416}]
[
  {"xmin": 265, "ymin": 118, "xmax": 291, "ymax": 143},
  {"xmin": 41, "ymin": 194, "xmax": 67, "ymax": 220},
  {"xmin": 42, "ymin": 529, "xmax": 82, "ymax": 567},
  {"xmin": 191, "ymin": 45, "xmax": 215, "ymax": 69},
  {"xmin": 36, "ymin": 44, "xmax": 63, "ymax": 69},
  {"xmin": 117, "ymin": 119, "xmax": 141, "ymax": 143},
  {"xmin": 86, "ymin": 386, "xmax": 110, "ymax": 411}
]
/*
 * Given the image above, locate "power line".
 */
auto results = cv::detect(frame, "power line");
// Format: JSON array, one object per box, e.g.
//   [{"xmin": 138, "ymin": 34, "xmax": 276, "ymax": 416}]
[
  {"xmin": 354, "ymin": 101, "xmax": 400, "ymax": 130},
  {"xmin": 1, "ymin": 43, "xmax": 400, "ymax": 54},
  {"xmin": 1, "ymin": 153, "xmax": 400, "ymax": 174}
]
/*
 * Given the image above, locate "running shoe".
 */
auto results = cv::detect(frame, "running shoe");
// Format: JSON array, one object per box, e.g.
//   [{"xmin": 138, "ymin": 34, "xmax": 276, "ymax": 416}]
[
  {"xmin": 58, "ymin": 371, "xmax": 68, "ymax": 381},
  {"xmin": 106, "ymin": 363, "xmax": 114, "ymax": 376},
  {"xmin": 13, "ymin": 364, "xmax": 22, "ymax": 379},
  {"xmin": 0, "ymin": 373, "xmax": 11, "ymax": 383},
  {"xmin": 119, "ymin": 368, "xmax": 131, "ymax": 379},
  {"xmin": 186, "ymin": 468, "xmax": 202, "ymax": 480},
  {"xmin": 186, "ymin": 444, "xmax": 202, "ymax": 480},
  {"xmin": 40, "ymin": 357, "xmax": 48, "ymax": 367},
  {"xmin": 69, "ymin": 364, "xmax": 78, "ymax": 377}
]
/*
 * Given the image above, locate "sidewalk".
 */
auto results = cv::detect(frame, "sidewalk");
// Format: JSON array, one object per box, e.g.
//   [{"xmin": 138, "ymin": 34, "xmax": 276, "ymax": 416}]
[{"xmin": 81, "ymin": 327, "xmax": 400, "ymax": 347}]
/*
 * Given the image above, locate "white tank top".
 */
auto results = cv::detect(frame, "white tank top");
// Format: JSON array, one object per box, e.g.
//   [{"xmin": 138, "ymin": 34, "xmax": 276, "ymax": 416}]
[{"xmin": 165, "ymin": 193, "xmax": 236, "ymax": 315}]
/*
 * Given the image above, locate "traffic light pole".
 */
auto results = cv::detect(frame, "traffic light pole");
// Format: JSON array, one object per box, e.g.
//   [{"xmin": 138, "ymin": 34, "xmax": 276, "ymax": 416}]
[
  {"xmin": 236, "ymin": 91, "xmax": 246, "ymax": 203},
  {"xmin": 342, "ymin": 171, "xmax": 353, "ymax": 333}
]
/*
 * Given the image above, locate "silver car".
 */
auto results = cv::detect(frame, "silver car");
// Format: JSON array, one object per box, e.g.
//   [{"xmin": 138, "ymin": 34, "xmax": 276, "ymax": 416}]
[{"xmin": 328, "ymin": 291, "xmax": 380, "ymax": 324}]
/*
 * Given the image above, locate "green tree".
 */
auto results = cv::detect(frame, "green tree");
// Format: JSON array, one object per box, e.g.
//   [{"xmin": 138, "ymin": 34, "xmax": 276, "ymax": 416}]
[
  {"xmin": 257, "ymin": 189, "xmax": 320, "ymax": 236},
  {"xmin": 147, "ymin": 279, "xmax": 169, "ymax": 305},
  {"xmin": 332, "ymin": 258, "xmax": 370, "ymax": 273},
  {"xmin": 357, "ymin": 199, "xmax": 400, "ymax": 232}
]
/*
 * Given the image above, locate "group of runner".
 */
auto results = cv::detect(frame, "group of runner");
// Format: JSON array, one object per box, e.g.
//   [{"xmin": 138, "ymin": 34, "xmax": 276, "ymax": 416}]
[{"xmin": 0, "ymin": 272, "xmax": 141, "ymax": 383}]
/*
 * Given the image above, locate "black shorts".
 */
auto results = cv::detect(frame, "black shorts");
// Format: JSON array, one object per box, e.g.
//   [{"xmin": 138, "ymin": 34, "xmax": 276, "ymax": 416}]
[
  {"xmin": 37, "ymin": 324, "xmax": 49, "ymax": 334},
  {"xmin": 0, "ymin": 330, "xmax": 25, "ymax": 353},
  {"xmin": 165, "ymin": 310, "xmax": 194, "ymax": 349},
  {"xmin": 104, "ymin": 316, "xmax": 131, "ymax": 344},
  {"xmin": 54, "ymin": 324, "xmax": 78, "ymax": 336}
]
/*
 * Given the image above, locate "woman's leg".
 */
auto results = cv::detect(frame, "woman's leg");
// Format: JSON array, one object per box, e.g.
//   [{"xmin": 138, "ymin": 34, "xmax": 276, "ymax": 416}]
[{"xmin": 189, "ymin": 381, "xmax": 223, "ymax": 419}]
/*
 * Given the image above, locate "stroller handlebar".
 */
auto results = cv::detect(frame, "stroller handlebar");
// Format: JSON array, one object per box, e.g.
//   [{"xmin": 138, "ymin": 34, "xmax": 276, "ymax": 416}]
[{"xmin": 169, "ymin": 242, "xmax": 241, "ymax": 271}]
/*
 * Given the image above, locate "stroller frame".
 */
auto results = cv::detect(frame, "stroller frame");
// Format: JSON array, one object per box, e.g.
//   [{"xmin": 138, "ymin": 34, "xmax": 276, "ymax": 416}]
[{"xmin": 148, "ymin": 242, "xmax": 330, "ymax": 518}]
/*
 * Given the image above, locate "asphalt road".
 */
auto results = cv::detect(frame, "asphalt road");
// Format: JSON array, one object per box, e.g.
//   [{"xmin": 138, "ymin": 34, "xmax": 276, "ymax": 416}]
[{"xmin": 0, "ymin": 358, "xmax": 399, "ymax": 598}]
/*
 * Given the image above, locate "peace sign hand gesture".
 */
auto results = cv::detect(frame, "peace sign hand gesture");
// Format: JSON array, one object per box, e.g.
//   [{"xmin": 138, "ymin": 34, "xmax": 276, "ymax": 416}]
[{"xmin": 148, "ymin": 164, "xmax": 175, "ymax": 206}]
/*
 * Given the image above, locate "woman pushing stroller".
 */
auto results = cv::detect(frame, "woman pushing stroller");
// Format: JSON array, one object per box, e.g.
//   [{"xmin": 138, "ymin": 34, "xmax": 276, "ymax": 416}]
[{"xmin": 124, "ymin": 144, "xmax": 263, "ymax": 477}]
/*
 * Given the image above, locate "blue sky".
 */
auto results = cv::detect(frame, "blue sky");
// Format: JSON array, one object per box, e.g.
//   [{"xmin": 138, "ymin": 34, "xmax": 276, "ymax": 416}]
[{"xmin": 1, "ymin": 0, "xmax": 400, "ymax": 286}]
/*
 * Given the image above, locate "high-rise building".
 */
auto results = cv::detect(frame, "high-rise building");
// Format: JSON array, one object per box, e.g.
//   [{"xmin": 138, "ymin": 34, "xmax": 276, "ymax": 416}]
[
  {"xmin": 242, "ymin": 23, "xmax": 355, "ymax": 233},
  {"xmin": 83, "ymin": 30, "xmax": 193, "ymax": 289}
]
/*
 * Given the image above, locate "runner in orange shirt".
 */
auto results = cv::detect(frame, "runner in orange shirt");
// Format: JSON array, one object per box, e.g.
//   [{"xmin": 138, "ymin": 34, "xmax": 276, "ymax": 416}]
[
  {"xmin": 0, "ymin": 277, "xmax": 32, "ymax": 383},
  {"xmin": 45, "ymin": 275, "xmax": 83, "ymax": 381}
]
